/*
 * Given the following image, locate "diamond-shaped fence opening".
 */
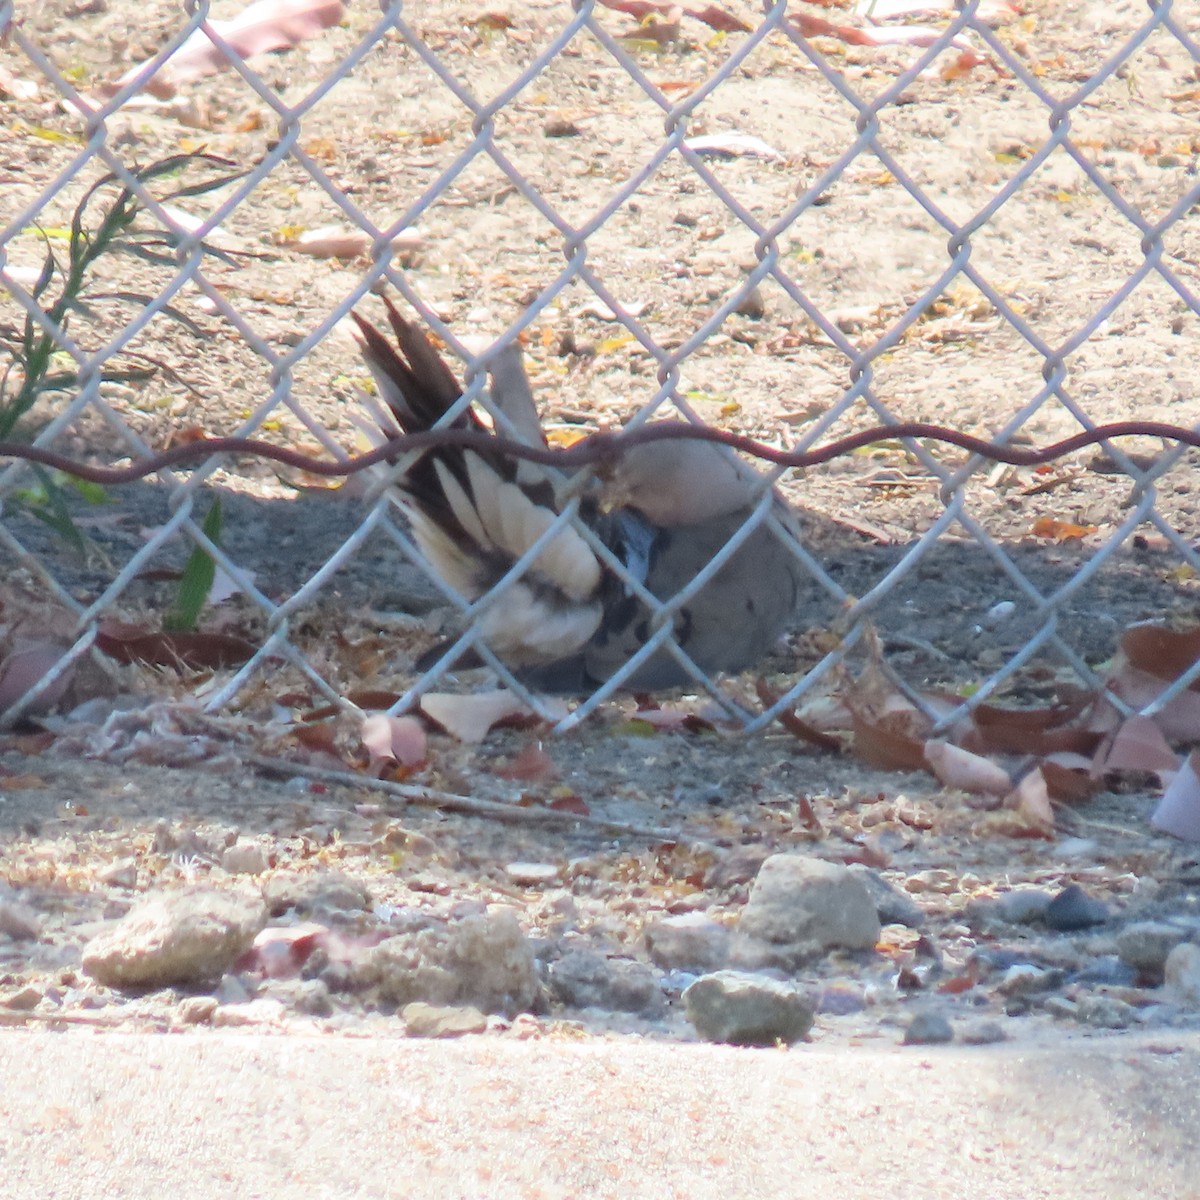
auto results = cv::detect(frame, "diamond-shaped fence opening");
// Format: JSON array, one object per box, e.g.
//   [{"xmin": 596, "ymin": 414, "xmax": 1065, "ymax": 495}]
[{"xmin": 0, "ymin": 0, "xmax": 1198, "ymax": 737}]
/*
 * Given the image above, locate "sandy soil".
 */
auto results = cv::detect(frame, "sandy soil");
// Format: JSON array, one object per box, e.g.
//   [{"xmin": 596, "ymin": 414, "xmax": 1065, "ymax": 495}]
[{"xmin": 1, "ymin": 0, "xmax": 1199, "ymax": 1067}]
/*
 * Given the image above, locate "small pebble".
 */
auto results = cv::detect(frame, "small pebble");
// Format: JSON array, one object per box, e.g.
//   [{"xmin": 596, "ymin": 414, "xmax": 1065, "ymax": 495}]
[
  {"xmin": 544, "ymin": 116, "xmax": 580, "ymax": 138},
  {"xmin": 1043, "ymin": 996, "xmax": 1080, "ymax": 1020},
  {"xmin": 176, "ymin": 995, "xmax": 219, "ymax": 1025},
  {"xmin": 815, "ymin": 981, "xmax": 866, "ymax": 1016},
  {"xmin": 211, "ymin": 998, "xmax": 287, "ymax": 1028},
  {"xmin": 1116, "ymin": 922, "xmax": 1192, "ymax": 977},
  {"xmin": 735, "ymin": 285, "xmax": 765, "ymax": 319},
  {"xmin": 97, "ymin": 859, "xmax": 138, "ymax": 889},
  {"xmin": 0, "ymin": 985, "xmax": 43, "ymax": 1011},
  {"xmin": 221, "ymin": 842, "xmax": 267, "ymax": 876},
  {"xmin": 995, "ymin": 964, "xmax": 1062, "ymax": 997},
  {"xmin": 848, "ymin": 866, "xmax": 925, "ymax": 928},
  {"xmin": 645, "ymin": 912, "xmax": 730, "ymax": 972},
  {"xmin": 683, "ymin": 971, "xmax": 814, "ymax": 1047},
  {"xmin": 548, "ymin": 949, "xmax": 665, "ymax": 1016},
  {"xmin": 1070, "ymin": 955, "xmax": 1137, "ymax": 987},
  {"xmin": 504, "ymin": 862, "xmax": 561, "ymax": 886},
  {"xmin": 1164, "ymin": 943, "xmax": 1200, "ymax": 1008},
  {"xmin": 981, "ymin": 600, "xmax": 1016, "ymax": 628},
  {"xmin": 0, "ymin": 899, "xmax": 41, "ymax": 940},
  {"xmin": 1075, "ymin": 994, "xmax": 1134, "ymax": 1029},
  {"xmin": 960, "ymin": 1019, "xmax": 1007, "ymax": 1045},
  {"xmin": 403, "ymin": 1002, "xmax": 488, "ymax": 1038},
  {"xmin": 1044, "ymin": 884, "xmax": 1110, "ymax": 932},
  {"xmin": 960, "ymin": 1017, "xmax": 1008, "ymax": 1046},
  {"xmin": 902, "ymin": 1010, "xmax": 954, "ymax": 1045}
]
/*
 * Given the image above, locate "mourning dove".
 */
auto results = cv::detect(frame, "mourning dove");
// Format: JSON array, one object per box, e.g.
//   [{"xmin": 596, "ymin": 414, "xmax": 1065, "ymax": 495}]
[{"xmin": 351, "ymin": 300, "xmax": 805, "ymax": 692}]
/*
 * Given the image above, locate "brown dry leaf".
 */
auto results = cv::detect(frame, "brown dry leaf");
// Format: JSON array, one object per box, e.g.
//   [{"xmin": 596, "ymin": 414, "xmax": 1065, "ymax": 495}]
[
  {"xmin": 344, "ymin": 689, "xmax": 406, "ymax": 711},
  {"xmin": 851, "ymin": 708, "xmax": 927, "ymax": 772},
  {"xmin": 104, "ymin": 0, "xmax": 346, "ymax": 99},
  {"xmin": 95, "ymin": 620, "xmax": 256, "ymax": 671},
  {"xmin": 1151, "ymin": 750, "xmax": 1200, "ymax": 841},
  {"xmin": 293, "ymin": 721, "xmax": 341, "ymax": 757},
  {"xmin": 1030, "ymin": 516, "xmax": 1098, "ymax": 541},
  {"xmin": 1119, "ymin": 622, "xmax": 1200, "ymax": 687},
  {"xmin": 420, "ymin": 690, "xmax": 533, "ymax": 743},
  {"xmin": 494, "ymin": 743, "xmax": 559, "ymax": 783},
  {"xmin": 544, "ymin": 427, "xmax": 589, "ymax": 448},
  {"xmin": 790, "ymin": 11, "xmax": 984, "ymax": 55},
  {"xmin": 940, "ymin": 48, "xmax": 988, "ymax": 79},
  {"xmin": 548, "ymin": 789, "xmax": 591, "ymax": 816},
  {"xmin": 1094, "ymin": 715, "xmax": 1180, "ymax": 779},
  {"xmin": 598, "ymin": 0, "xmax": 750, "ymax": 33},
  {"xmin": 689, "ymin": 3, "xmax": 753, "ymax": 32},
  {"xmin": 755, "ymin": 679, "xmax": 843, "ymax": 752},
  {"xmin": 160, "ymin": 424, "xmax": 210, "ymax": 450},
  {"xmin": 619, "ymin": 10, "xmax": 683, "ymax": 45},
  {"xmin": 1101, "ymin": 622, "xmax": 1200, "ymax": 744},
  {"xmin": 964, "ymin": 695, "xmax": 1100, "ymax": 756},
  {"xmin": 361, "ymin": 712, "xmax": 428, "ymax": 770},
  {"xmin": 473, "ymin": 12, "xmax": 514, "ymax": 30},
  {"xmin": 630, "ymin": 704, "xmax": 716, "ymax": 734},
  {"xmin": 1098, "ymin": 670, "xmax": 1200, "ymax": 746},
  {"xmin": 1040, "ymin": 758, "xmax": 1099, "ymax": 804},
  {"xmin": 302, "ymin": 136, "xmax": 338, "ymax": 162},
  {"xmin": 924, "ymin": 738, "xmax": 1011, "ymax": 796},
  {"xmin": 1004, "ymin": 768, "xmax": 1056, "ymax": 835}
]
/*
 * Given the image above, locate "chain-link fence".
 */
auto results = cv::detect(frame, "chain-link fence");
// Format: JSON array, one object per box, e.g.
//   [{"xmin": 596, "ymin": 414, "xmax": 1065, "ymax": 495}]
[{"xmin": 1, "ymin": 0, "xmax": 1198, "ymax": 736}]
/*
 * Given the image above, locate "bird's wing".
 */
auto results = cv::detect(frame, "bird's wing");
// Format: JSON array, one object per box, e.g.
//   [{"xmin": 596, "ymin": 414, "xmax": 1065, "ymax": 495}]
[{"xmin": 351, "ymin": 302, "xmax": 608, "ymax": 667}]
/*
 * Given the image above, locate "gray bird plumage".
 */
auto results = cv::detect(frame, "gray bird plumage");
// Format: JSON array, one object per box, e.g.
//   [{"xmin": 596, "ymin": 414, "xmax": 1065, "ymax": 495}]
[{"xmin": 351, "ymin": 299, "xmax": 805, "ymax": 692}]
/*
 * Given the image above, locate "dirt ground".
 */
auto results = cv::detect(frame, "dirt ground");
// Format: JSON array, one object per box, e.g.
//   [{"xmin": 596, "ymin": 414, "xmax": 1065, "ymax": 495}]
[{"xmin": 2, "ymin": 0, "xmax": 1200, "ymax": 1053}]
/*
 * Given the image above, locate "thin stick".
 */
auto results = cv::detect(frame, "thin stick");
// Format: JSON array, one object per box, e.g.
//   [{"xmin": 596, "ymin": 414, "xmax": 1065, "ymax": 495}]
[{"xmin": 245, "ymin": 753, "xmax": 697, "ymax": 844}]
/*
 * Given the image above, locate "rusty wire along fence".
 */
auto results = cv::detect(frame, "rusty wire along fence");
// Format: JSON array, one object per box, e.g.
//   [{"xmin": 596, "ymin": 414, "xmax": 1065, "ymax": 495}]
[{"xmin": 0, "ymin": 0, "xmax": 1199, "ymax": 734}]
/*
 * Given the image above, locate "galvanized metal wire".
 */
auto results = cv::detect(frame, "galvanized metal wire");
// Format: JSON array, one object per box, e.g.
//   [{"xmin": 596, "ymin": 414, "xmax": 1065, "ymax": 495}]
[{"xmin": 1, "ymin": 0, "xmax": 1198, "ymax": 731}]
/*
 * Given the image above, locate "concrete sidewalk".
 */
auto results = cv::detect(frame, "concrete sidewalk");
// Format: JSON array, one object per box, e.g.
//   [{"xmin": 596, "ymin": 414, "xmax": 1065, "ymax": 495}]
[{"xmin": 2, "ymin": 1029, "xmax": 1196, "ymax": 1199}]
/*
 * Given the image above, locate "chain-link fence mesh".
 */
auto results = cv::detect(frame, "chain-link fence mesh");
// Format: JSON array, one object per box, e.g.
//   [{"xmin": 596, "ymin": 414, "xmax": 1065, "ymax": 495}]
[{"xmin": 1, "ymin": 0, "xmax": 1198, "ymax": 735}]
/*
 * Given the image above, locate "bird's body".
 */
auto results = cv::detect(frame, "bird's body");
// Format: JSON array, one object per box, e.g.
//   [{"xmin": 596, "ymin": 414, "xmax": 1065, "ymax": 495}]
[{"xmin": 352, "ymin": 300, "xmax": 805, "ymax": 692}]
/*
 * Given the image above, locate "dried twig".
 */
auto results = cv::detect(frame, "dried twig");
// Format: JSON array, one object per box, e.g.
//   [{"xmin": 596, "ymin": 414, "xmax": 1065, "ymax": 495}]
[{"xmin": 245, "ymin": 753, "xmax": 702, "ymax": 844}]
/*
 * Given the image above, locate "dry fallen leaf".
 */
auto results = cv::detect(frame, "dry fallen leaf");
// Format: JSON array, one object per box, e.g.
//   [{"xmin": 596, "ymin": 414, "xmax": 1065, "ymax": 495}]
[
  {"xmin": 105, "ymin": 0, "xmax": 347, "ymax": 99},
  {"xmin": 684, "ymin": 132, "xmax": 783, "ymax": 160},
  {"xmin": 1151, "ymin": 750, "xmax": 1200, "ymax": 842},
  {"xmin": 1004, "ymin": 768, "xmax": 1057, "ymax": 835},
  {"xmin": 924, "ymin": 738, "xmax": 1011, "ymax": 797},
  {"xmin": 1119, "ymin": 621, "xmax": 1200, "ymax": 686},
  {"xmin": 598, "ymin": 0, "xmax": 751, "ymax": 34},
  {"xmin": 286, "ymin": 225, "xmax": 423, "ymax": 261},
  {"xmin": 95, "ymin": 620, "xmax": 256, "ymax": 672},
  {"xmin": 493, "ymin": 743, "xmax": 559, "ymax": 783},
  {"xmin": 851, "ymin": 708, "xmax": 928, "ymax": 772},
  {"xmin": 1094, "ymin": 714, "xmax": 1180, "ymax": 780},
  {"xmin": 1030, "ymin": 516, "xmax": 1097, "ymax": 541},
  {"xmin": 361, "ymin": 712, "xmax": 428, "ymax": 771},
  {"xmin": 420, "ymin": 690, "xmax": 533, "ymax": 743}
]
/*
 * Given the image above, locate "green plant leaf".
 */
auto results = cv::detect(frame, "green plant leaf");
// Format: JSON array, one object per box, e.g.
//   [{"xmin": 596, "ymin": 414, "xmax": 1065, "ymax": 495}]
[
  {"xmin": 9, "ymin": 466, "xmax": 88, "ymax": 560},
  {"xmin": 66, "ymin": 475, "xmax": 109, "ymax": 505},
  {"xmin": 164, "ymin": 498, "xmax": 222, "ymax": 632}
]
